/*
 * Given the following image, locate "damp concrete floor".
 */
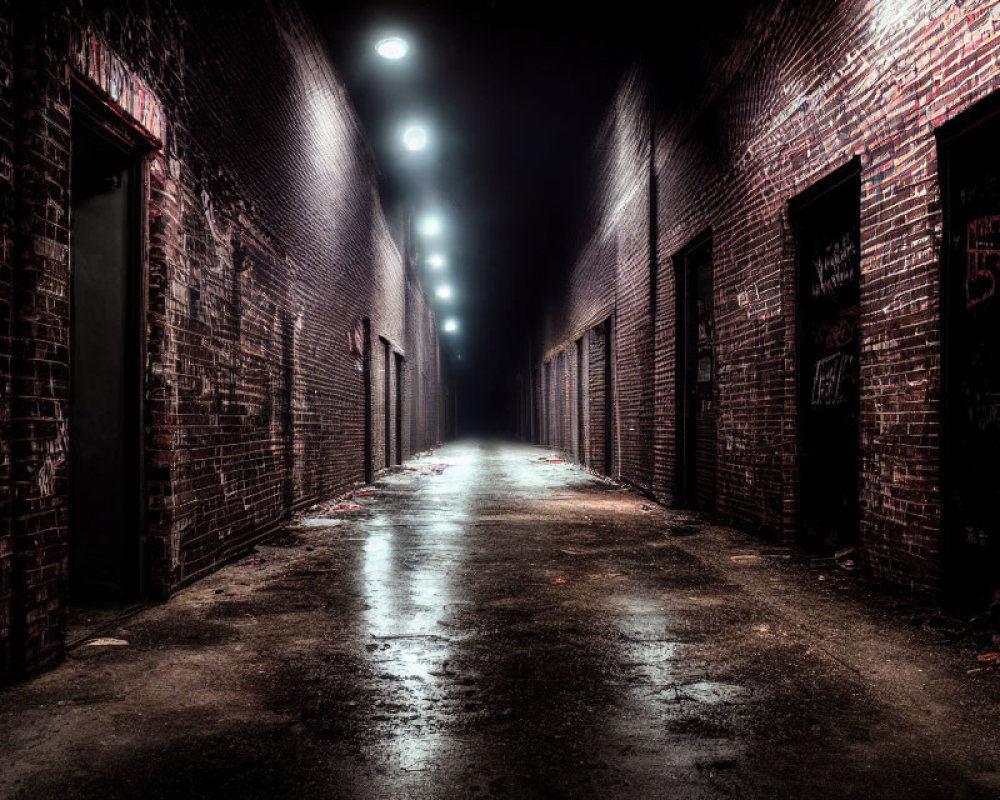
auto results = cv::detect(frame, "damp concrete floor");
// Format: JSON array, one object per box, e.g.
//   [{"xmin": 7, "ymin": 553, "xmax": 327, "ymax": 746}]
[{"xmin": 1, "ymin": 440, "xmax": 999, "ymax": 799}]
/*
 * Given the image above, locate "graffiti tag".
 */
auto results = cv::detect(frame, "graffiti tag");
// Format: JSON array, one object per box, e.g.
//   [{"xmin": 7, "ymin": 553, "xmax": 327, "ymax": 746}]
[
  {"xmin": 811, "ymin": 351, "xmax": 856, "ymax": 407},
  {"xmin": 811, "ymin": 231, "xmax": 858, "ymax": 297},
  {"xmin": 966, "ymin": 215, "xmax": 1000, "ymax": 309}
]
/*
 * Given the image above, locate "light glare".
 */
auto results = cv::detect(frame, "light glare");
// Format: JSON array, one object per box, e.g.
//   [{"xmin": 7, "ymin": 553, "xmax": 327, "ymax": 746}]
[
  {"xmin": 418, "ymin": 216, "xmax": 442, "ymax": 236},
  {"xmin": 436, "ymin": 284, "xmax": 452, "ymax": 300},
  {"xmin": 402, "ymin": 125, "xmax": 428, "ymax": 151},
  {"xmin": 428, "ymin": 254, "xmax": 445, "ymax": 269},
  {"xmin": 376, "ymin": 37, "xmax": 408, "ymax": 60},
  {"xmin": 444, "ymin": 319, "xmax": 458, "ymax": 333}
]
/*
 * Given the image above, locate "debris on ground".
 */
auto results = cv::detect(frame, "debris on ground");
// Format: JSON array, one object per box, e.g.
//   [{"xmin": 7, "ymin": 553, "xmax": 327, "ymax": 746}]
[
  {"xmin": 641, "ymin": 503, "xmax": 653, "ymax": 511},
  {"xmin": 538, "ymin": 458, "xmax": 565, "ymax": 464},
  {"xmin": 403, "ymin": 463, "xmax": 448, "ymax": 475},
  {"xmin": 238, "ymin": 556, "xmax": 267, "ymax": 568},
  {"xmin": 835, "ymin": 547, "xmax": 857, "ymax": 572},
  {"xmin": 83, "ymin": 638, "xmax": 129, "ymax": 647},
  {"xmin": 306, "ymin": 503, "xmax": 361, "ymax": 516},
  {"xmin": 730, "ymin": 554, "xmax": 762, "ymax": 565},
  {"xmin": 552, "ymin": 577, "xmax": 567, "ymax": 585},
  {"xmin": 977, "ymin": 652, "xmax": 999, "ymax": 662},
  {"xmin": 347, "ymin": 490, "xmax": 378, "ymax": 498}
]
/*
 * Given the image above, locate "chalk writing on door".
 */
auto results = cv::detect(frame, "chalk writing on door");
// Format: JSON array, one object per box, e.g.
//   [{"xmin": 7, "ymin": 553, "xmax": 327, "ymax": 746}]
[
  {"xmin": 966, "ymin": 215, "xmax": 1000, "ymax": 309},
  {"xmin": 811, "ymin": 231, "xmax": 858, "ymax": 297},
  {"xmin": 811, "ymin": 351, "xmax": 856, "ymax": 407}
]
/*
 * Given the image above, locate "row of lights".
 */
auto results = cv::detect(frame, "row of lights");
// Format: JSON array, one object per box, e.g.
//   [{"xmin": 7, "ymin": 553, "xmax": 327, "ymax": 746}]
[{"xmin": 377, "ymin": 36, "xmax": 459, "ymax": 336}]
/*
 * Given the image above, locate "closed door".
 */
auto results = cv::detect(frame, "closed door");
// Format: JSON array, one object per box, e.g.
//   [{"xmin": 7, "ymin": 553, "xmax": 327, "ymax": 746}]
[
  {"xmin": 69, "ymin": 109, "xmax": 144, "ymax": 600},
  {"xmin": 941, "ymin": 112, "xmax": 1000, "ymax": 608},
  {"xmin": 794, "ymin": 166, "xmax": 861, "ymax": 553}
]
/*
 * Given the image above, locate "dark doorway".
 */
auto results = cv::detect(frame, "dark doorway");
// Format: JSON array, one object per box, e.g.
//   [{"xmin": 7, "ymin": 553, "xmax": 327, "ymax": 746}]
[
  {"xmin": 940, "ymin": 102, "xmax": 1000, "ymax": 609},
  {"xmin": 69, "ymin": 96, "xmax": 146, "ymax": 601},
  {"xmin": 604, "ymin": 318, "xmax": 614, "ymax": 476},
  {"xmin": 675, "ymin": 234, "xmax": 716, "ymax": 513},
  {"xmin": 555, "ymin": 353, "xmax": 566, "ymax": 452},
  {"xmin": 588, "ymin": 318, "xmax": 615, "ymax": 476},
  {"xmin": 382, "ymin": 337, "xmax": 391, "ymax": 469},
  {"xmin": 394, "ymin": 352, "xmax": 404, "ymax": 466},
  {"xmin": 362, "ymin": 318, "xmax": 373, "ymax": 484},
  {"xmin": 576, "ymin": 336, "xmax": 585, "ymax": 465},
  {"xmin": 281, "ymin": 312, "xmax": 295, "ymax": 510},
  {"xmin": 792, "ymin": 161, "xmax": 861, "ymax": 553}
]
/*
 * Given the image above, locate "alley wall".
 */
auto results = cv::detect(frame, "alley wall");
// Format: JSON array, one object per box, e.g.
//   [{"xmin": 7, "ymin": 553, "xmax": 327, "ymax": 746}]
[
  {"xmin": 0, "ymin": 0, "xmax": 441, "ymax": 680},
  {"xmin": 532, "ymin": 0, "xmax": 1000, "ymax": 603}
]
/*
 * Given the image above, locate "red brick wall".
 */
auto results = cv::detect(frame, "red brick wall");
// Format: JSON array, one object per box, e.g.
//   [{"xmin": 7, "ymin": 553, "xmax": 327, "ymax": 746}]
[
  {"xmin": 1, "ymin": 0, "xmax": 441, "ymax": 679},
  {"xmin": 536, "ymin": 0, "xmax": 1000, "ymax": 597},
  {"xmin": 406, "ymin": 273, "xmax": 441, "ymax": 456},
  {"xmin": 0, "ymin": 0, "xmax": 12, "ymax": 682}
]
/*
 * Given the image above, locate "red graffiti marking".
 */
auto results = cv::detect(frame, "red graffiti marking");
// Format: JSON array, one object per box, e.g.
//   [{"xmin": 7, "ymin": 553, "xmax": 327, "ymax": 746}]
[{"xmin": 813, "ymin": 305, "xmax": 860, "ymax": 352}]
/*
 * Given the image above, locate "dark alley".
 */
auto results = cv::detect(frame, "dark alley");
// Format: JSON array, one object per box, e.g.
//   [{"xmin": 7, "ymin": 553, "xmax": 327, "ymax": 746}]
[
  {"xmin": 2, "ymin": 441, "xmax": 998, "ymax": 799},
  {"xmin": 4, "ymin": 0, "xmax": 1000, "ymax": 796}
]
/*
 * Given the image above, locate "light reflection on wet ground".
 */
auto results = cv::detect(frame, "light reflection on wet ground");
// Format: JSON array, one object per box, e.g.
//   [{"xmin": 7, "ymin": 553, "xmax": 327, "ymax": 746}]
[{"xmin": 1, "ymin": 441, "xmax": 999, "ymax": 799}]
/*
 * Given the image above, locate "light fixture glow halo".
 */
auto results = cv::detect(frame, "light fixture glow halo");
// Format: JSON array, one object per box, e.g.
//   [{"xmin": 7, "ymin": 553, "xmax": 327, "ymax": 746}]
[
  {"xmin": 376, "ymin": 37, "xmax": 409, "ymax": 60},
  {"xmin": 402, "ymin": 125, "xmax": 428, "ymax": 151},
  {"xmin": 418, "ymin": 215, "xmax": 442, "ymax": 236}
]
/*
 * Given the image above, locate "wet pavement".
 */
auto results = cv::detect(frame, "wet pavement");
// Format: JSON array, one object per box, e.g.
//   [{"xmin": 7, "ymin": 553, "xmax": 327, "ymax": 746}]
[{"xmin": 1, "ymin": 440, "xmax": 999, "ymax": 799}]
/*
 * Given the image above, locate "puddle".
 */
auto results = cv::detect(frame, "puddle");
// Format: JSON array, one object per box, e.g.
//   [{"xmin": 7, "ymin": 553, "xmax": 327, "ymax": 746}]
[{"xmin": 298, "ymin": 518, "xmax": 345, "ymax": 528}]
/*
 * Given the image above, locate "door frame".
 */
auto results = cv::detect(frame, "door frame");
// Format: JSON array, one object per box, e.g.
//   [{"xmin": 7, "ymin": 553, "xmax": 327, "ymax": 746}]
[
  {"xmin": 70, "ymin": 81, "xmax": 153, "ymax": 601},
  {"xmin": 673, "ymin": 230, "xmax": 712, "ymax": 509},
  {"xmin": 789, "ymin": 157, "xmax": 862, "ymax": 551},
  {"xmin": 936, "ymin": 94, "xmax": 1000, "ymax": 606}
]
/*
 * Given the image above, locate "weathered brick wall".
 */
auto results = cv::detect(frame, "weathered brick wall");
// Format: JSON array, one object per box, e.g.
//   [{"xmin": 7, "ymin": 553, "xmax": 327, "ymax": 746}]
[
  {"xmin": 537, "ymin": 0, "xmax": 1000, "ymax": 597},
  {"xmin": 0, "ymin": 0, "xmax": 12, "ymax": 682},
  {"xmin": 406, "ymin": 273, "xmax": 440, "ymax": 455},
  {"xmin": 1, "ymin": 0, "xmax": 441, "ymax": 678},
  {"xmin": 9, "ymin": 2, "xmax": 73, "ymax": 677},
  {"xmin": 540, "ymin": 77, "xmax": 652, "ymax": 489}
]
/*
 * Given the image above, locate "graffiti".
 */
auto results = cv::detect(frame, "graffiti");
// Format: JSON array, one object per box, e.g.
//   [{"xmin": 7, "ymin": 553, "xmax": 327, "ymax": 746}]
[
  {"xmin": 811, "ymin": 351, "xmax": 856, "ymax": 407},
  {"xmin": 697, "ymin": 356, "xmax": 712, "ymax": 383},
  {"xmin": 973, "ymin": 396, "xmax": 1000, "ymax": 433},
  {"xmin": 812, "ymin": 305, "xmax": 860, "ymax": 351},
  {"xmin": 348, "ymin": 320, "xmax": 365, "ymax": 372},
  {"xmin": 811, "ymin": 230, "xmax": 858, "ymax": 297},
  {"xmin": 73, "ymin": 32, "xmax": 165, "ymax": 144},
  {"xmin": 34, "ymin": 406, "xmax": 69, "ymax": 498},
  {"xmin": 965, "ymin": 215, "xmax": 1000, "ymax": 309}
]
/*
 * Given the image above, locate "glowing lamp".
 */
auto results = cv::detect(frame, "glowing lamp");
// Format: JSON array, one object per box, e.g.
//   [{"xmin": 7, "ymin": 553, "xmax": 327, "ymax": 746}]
[{"xmin": 376, "ymin": 37, "xmax": 408, "ymax": 60}]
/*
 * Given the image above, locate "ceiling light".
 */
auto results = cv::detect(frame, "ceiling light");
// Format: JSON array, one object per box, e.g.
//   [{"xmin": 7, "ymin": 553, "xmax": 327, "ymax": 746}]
[
  {"xmin": 376, "ymin": 37, "xmax": 408, "ymax": 60},
  {"xmin": 402, "ymin": 125, "xmax": 428, "ymax": 151},
  {"xmin": 418, "ymin": 216, "xmax": 442, "ymax": 236},
  {"xmin": 436, "ymin": 284, "xmax": 452, "ymax": 300},
  {"xmin": 443, "ymin": 319, "xmax": 458, "ymax": 333}
]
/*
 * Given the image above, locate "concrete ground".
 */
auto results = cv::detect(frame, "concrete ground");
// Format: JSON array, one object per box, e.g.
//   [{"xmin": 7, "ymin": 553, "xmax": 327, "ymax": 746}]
[{"xmin": 1, "ymin": 441, "xmax": 999, "ymax": 799}]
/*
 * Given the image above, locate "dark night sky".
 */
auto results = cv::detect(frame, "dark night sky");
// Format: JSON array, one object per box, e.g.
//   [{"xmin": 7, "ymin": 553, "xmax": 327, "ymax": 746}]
[{"xmin": 303, "ymin": 1, "xmax": 755, "ymax": 435}]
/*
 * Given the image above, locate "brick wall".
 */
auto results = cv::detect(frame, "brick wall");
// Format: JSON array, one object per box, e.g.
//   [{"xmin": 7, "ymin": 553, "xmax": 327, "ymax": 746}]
[
  {"xmin": 0, "ymin": 0, "xmax": 11, "ymax": 682},
  {"xmin": 1, "ymin": 0, "xmax": 441, "ymax": 679},
  {"xmin": 534, "ymin": 0, "xmax": 1000, "ymax": 598}
]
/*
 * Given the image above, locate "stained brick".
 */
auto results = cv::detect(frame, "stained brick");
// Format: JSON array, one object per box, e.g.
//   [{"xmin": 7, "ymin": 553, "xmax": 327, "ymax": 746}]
[
  {"xmin": 0, "ymin": 0, "xmax": 441, "ymax": 680},
  {"xmin": 531, "ymin": 0, "xmax": 1000, "ymax": 599}
]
